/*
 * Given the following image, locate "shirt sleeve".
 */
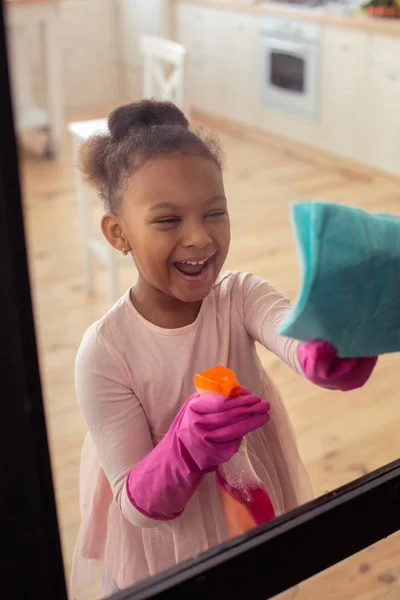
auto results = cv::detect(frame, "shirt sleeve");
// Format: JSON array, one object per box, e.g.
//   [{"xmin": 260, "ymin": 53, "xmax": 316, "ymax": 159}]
[
  {"xmin": 239, "ymin": 272, "xmax": 302, "ymax": 374},
  {"xmin": 75, "ymin": 325, "xmax": 160, "ymax": 528}
]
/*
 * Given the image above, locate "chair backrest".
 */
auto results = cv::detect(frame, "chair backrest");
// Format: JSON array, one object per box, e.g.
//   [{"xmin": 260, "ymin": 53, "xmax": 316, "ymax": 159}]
[{"xmin": 139, "ymin": 34, "xmax": 186, "ymax": 109}]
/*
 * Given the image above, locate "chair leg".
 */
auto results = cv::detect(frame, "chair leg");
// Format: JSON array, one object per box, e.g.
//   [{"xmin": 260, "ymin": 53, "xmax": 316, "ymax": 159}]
[
  {"xmin": 73, "ymin": 137, "xmax": 94, "ymax": 295},
  {"xmin": 79, "ymin": 184, "xmax": 94, "ymax": 294}
]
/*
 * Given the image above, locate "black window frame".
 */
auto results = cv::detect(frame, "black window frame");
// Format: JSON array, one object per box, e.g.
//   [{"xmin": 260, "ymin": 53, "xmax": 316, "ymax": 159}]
[{"xmin": 1, "ymin": 2, "xmax": 399, "ymax": 598}]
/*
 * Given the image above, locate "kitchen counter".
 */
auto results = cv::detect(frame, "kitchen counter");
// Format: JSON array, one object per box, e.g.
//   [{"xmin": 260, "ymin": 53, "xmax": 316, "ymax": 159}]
[
  {"xmin": 175, "ymin": 0, "xmax": 400, "ymax": 178},
  {"xmin": 175, "ymin": 0, "xmax": 400, "ymax": 35}
]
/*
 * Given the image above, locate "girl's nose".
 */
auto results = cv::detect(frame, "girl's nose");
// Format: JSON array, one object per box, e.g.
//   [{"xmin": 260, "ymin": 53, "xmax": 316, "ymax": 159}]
[{"xmin": 182, "ymin": 223, "xmax": 213, "ymax": 249}]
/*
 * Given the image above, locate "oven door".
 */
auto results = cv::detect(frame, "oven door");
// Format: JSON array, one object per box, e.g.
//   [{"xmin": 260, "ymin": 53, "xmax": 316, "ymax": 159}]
[{"xmin": 260, "ymin": 36, "xmax": 319, "ymax": 120}]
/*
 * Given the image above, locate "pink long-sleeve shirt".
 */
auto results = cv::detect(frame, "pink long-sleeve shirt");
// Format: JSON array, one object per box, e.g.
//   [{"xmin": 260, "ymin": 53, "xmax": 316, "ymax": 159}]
[{"xmin": 71, "ymin": 271, "xmax": 313, "ymax": 599}]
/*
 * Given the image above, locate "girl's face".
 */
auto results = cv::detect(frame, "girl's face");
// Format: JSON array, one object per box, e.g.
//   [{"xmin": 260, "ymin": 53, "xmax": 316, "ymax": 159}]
[{"xmin": 118, "ymin": 154, "xmax": 230, "ymax": 305}]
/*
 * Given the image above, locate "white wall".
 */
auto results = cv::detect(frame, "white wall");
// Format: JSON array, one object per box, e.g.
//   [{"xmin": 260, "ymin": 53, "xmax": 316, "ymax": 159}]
[
  {"xmin": 59, "ymin": 0, "xmax": 171, "ymax": 108},
  {"xmin": 60, "ymin": 0, "xmax": 120, "ymax": 108},
  {"xmin": 116, "ymin": 0, "xmax": 171, "ymax": 103}
]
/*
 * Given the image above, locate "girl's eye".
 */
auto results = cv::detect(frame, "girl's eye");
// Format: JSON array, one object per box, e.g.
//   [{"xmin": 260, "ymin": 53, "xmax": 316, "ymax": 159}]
[
  {"xmin": 207, "ymin": 210, "xmax": 226, "ymax": 218},
  {"xmin": 152, "ymin": 211, "xmax": 226, "ymax": 225},
  {"xmin": 154, "ymin": 217, "xmax": 180, "ymax": 224}
]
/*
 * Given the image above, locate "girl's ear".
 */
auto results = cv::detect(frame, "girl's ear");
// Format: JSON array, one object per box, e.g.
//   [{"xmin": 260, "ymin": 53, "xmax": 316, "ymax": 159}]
[{"xmin": 100, "ymin": 212, "xmax": 131, "ymax": 254}]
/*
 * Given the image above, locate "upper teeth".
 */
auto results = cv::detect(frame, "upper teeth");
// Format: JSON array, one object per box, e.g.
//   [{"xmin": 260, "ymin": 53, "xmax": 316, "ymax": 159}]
[{"xmin": 180, "ymin": 260, "xmax": 207, "ymax": 265}]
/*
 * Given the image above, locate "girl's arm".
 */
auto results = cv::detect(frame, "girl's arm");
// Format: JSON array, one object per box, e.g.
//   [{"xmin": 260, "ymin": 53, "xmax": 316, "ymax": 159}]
[
  {"xmin": 239, "ymin": 272, "xmax": 302, "ymax": 372},
  {"xmin": 239, "ymin": 272, "xmax": 377, "ymax": 390},
  {"xmin": 75, "ymin": 326, "xmax": 158, "ymax": 528}
]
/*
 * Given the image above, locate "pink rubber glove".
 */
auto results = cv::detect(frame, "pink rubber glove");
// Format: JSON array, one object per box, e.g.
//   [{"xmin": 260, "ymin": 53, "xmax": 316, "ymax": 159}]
[
  {"xmin": 298, "ymin": 340, "xmax": 377, "ymax": 391},
  {"xmin": 126, "ymin": 388, "xmax": 270, "ymax": 521}
]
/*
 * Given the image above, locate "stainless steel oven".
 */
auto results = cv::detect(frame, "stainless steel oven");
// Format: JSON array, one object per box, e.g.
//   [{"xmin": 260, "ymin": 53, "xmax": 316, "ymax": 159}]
[{"xmin": 259, "ymin": 16, "xmax": 321, "ymax": 121}]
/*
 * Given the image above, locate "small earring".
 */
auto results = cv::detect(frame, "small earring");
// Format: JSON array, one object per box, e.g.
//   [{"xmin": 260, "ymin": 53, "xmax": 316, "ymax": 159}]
[{"xmin": 121, "ymin": 247, "xmax": 129, "ymax": 256}]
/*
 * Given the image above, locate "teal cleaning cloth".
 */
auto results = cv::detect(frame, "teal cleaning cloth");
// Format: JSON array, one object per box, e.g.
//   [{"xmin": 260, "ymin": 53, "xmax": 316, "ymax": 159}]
[{"xmin": 278, "ymin": 200, "xmax": 400, "ymax": 358}]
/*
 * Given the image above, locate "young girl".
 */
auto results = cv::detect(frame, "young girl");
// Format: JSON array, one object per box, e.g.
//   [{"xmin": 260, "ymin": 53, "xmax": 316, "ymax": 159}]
[{"xmin": 71, "ymin": 100, "xmax": 377, "ymax": 599}]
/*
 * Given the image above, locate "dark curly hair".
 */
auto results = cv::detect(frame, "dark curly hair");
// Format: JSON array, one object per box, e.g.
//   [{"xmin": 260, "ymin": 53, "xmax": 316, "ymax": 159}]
[{"xmin": 78, "ymin": 100, "xmax": 224, "ymax": 211}]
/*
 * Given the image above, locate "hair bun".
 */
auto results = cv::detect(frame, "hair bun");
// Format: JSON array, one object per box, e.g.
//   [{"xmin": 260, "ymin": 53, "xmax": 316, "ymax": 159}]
[{"xmin": 108, "ymin": 100, "xmax": 189, "ymax": 142}]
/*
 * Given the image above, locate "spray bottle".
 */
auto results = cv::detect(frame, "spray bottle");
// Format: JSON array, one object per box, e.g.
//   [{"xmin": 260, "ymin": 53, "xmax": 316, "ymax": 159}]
[{"xmin": 194, "ymin": 365, "xmax": 276, "ymax": 538}]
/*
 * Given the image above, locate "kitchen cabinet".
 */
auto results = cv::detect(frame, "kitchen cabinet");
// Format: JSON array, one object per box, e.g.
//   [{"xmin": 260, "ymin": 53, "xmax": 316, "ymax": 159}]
[
  {"xmin": 221, "ymin": 13, "xmax": 260, "ymax": 128},
  {"xmin": 365, "ymin": 34, "xmax": 400, "ymax": 176},
  {"xmin": 176, "ymin": 5, "xmax": 259, "ymax": 125},
  {"xmin": 174, "ymin": 2, "xmax": 400, "ymax": 178},
  {"xmin": 321, "ymin": 27, "xmax": 400, "ymax": 176},
  {"xmin": 176, "ymin": 4, "xmax": 225, "ymax": 115},
  {"xmin": 320, "ymin": 27, "xmax": 370, "ymax": 163},
  {"xmin": 176, "ymin": 4, "xmax": 322, "ymax": 141}
]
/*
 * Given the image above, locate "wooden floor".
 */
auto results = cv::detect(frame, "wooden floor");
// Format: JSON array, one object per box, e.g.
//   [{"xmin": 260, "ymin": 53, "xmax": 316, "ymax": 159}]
[{"xmin": 20, "ymin": 109, "xmax": 400, "ymax": 599}]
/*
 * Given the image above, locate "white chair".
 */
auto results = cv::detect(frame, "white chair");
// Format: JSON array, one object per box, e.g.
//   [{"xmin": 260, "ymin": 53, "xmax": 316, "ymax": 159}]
[
  {"xmin": 140, "ymin": 34, "xmax": 186, "ymax": 108},
  {"xmin": 68, "ymin": 36, "xmax": 186, "ymax": 305}
]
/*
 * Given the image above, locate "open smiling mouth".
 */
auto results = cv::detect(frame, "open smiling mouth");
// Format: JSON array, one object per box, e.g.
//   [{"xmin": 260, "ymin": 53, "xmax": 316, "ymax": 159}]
[{"xmin": 173, "ymin": 258, "xmax": 211, "ymax": 278}]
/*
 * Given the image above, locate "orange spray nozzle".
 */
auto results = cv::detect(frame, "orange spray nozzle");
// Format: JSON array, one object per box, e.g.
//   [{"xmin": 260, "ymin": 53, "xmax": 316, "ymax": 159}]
[{"xmin": 194, "ymin": 366, "xmax": 241, "ymax": 397}]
